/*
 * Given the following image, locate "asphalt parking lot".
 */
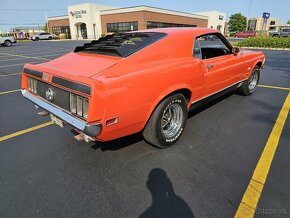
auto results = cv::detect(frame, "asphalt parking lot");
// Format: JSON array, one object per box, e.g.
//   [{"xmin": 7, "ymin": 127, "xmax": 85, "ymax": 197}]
[{"xmin": 0, "ymin": 41, "xmax": 289, "ymax": 218}]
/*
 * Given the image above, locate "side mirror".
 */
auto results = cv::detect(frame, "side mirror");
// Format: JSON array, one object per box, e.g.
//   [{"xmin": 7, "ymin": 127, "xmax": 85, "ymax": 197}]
[{"xmin": 232, "ymin": 47, "xmax": 241, "ymax": 55}]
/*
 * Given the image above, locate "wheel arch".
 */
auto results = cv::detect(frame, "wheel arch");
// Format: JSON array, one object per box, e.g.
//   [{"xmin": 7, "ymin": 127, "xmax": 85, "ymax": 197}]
[
  {"xmin": 142, "ymin": 86, "xmax": 192, "ymax": 130},
  {"xmin": 256, "ymin": 61, "xmax": 263, "ymax": 68}
]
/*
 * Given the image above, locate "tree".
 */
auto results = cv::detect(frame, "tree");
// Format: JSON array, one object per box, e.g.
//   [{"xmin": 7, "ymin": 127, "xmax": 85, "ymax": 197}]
[
  {"xmin": 43, "ymin": 22, "xmax": 49, "ymax": 32},
  {"xmin": 287, "ymin": 20, "xmax": 290, "ymax": 25},
  {"xmin": 228, "ymin": 13, "xmax": 247, "ymax": 32}
]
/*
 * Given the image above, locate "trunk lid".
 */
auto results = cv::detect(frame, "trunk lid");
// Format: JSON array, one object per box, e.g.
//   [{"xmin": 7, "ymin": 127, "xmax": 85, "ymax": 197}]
[{"xmin": 38, "ymin": 52, "xmax": 119, "ymax": 78}]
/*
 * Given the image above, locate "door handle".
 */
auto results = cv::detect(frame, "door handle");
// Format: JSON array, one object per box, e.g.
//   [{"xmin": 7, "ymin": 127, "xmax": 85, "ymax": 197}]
[{"xmin": 207, "ymin": 64, "xmax": 214, "ymax": 71}]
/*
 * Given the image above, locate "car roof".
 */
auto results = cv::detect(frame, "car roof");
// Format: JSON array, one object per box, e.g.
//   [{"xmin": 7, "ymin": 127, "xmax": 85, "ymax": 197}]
[{"xmin": 132, "ymin": 27, "xmax": 219, "ymax": 36}]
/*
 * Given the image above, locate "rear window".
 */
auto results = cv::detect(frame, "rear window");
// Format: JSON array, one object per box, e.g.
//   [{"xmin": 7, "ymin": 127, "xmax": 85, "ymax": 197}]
[{"xmin": 74, "ymin": 32, "xmax": 167, "ymax": 57}]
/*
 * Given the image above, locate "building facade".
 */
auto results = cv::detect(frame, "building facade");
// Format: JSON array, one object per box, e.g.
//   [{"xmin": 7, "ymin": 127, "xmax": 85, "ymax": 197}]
[
  {"xmin": 194, "ymin": 11, "xmax": 226, "ymax": 34},
  {"xmin": 9, "ymin": 26, "xmax": 45, "ymax": 39},
  {"xmin": 48, "ymin": 15, "xmax": 70, "ymax": 38},
  {"xmin": 248, "ymin": 17, "xmax": 281, "ymax": 31},
  {"xmin": 48, "ymin": 3, "xmax": 225, "ymax": 40}
]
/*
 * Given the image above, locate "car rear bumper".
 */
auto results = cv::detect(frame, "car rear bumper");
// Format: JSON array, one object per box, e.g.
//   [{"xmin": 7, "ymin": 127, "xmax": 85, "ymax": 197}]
[{"xmin": 21, "ymin": 89, "xmax": 102, "ymax": 138}]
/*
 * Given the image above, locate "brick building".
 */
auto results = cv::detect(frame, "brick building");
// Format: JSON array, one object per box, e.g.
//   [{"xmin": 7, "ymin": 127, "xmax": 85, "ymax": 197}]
[{"xmin": 47, "ymin": 3, "xmax": 225, "ymax": 40}]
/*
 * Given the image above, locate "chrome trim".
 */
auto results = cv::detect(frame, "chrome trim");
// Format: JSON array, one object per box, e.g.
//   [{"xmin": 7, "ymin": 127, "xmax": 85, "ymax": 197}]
[
  {"xmin": 191, "ymin": 80, "xmax": 246, "ymax": 104},
  {"xmin": 21, "ymin": 89, "xmax": 101, "ymax": 137}
]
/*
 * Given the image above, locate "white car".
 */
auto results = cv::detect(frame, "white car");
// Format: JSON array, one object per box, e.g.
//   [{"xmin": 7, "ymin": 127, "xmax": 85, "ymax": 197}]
[
  {"xmin": 0, "ymin": 35, "xmax": 17, "ymax": 47},
  {"xmin": 31, "ymin": 33, "xmax": 53, "ymax": 41}
]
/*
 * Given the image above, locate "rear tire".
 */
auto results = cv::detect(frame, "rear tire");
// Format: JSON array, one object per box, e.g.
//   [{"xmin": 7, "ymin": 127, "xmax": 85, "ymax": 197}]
[
  {"xmin": 238, "ymin": 66, "xmax": 260, "ymax": 96},
  {"xmin": 143, "ymin": 93, "xmax": 188, "ymax": 148},
  {"xmin": 48, "ymin": 36, "xmax": 52, "ymax": 40},
  {"xmin": 4, "ymin": 40, "xmax": 12, "ymax": 47}
]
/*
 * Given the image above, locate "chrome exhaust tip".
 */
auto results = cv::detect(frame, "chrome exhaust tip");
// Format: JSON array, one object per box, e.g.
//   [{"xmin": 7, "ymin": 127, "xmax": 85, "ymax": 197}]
[
  {"xmin": 73, "ymin": 132, "xmax": 95, "ymax": 143},
  {"xmin": 74, "ymin": 133, "xmax": 84, "ymax": 141},
  {"xmin": 37, "ymin": 110, "xmax": 49, "ymax": 116}
]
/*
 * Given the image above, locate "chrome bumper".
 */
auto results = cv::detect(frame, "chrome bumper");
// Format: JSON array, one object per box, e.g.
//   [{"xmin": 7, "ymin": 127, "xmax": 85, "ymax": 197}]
[{"xmin": 21, "ymin": 89, "xmax": 102, "ymax": 137}]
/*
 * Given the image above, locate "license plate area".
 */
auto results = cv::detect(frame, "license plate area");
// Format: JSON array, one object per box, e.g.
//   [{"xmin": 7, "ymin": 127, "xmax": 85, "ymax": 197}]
[{"xmin": 50, "ymin": 114, "xmax": 65, "ymax": 128}]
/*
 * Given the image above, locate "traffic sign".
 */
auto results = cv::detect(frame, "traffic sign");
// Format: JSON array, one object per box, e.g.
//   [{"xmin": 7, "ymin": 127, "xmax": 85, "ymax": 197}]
[{"xmin": 262, "ymin": 12, "xmax": 270, "ymax": 19}]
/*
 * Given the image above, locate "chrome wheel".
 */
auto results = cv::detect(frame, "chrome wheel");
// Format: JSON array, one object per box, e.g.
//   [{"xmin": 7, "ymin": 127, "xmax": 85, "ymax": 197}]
[
  {"xmin": 248, "ymin": 70, "xmax": 258, "ymax": 91},
  {"xmin": 161, "ymin": 103, "xmax": 183, "ymax": 138}
]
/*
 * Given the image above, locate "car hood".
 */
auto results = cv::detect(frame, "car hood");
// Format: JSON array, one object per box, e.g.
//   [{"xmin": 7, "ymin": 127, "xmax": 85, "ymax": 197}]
[{"xmin": 38, "ymin": 52, "xmax": 119, "ymax": 78}]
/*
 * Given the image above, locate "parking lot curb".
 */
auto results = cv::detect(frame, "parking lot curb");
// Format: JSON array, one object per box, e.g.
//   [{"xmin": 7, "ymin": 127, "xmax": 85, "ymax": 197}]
[{"xmin": 241, "ymin": 47, "xmax": 290, "ymax": 51}]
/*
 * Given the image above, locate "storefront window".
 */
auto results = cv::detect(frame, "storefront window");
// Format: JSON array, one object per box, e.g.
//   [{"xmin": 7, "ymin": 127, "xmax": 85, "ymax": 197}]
[
  {"xmin": 51, "ymin": 26, "xmax": 71, "ymax": 38},
  {"xmin": 147, "ymin": 21, "xmax": 197, "ymax": 29},
  {"xmin": 107, "ymin": 21, "xmax": 138, "ymax": 33}
]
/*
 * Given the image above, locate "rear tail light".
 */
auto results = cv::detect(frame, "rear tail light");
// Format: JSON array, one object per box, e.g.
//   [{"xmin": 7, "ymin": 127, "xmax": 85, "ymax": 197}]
[
  {"xmin": 70, "ymin": 94, "xmax": 77, "ymax": 113},
  {"xmin": 83, "ymin": 98, "xmax": 88, "ymax": 119},
  {"xmin": 70, "ymin": 93, "xmax": 89, "ymax": 119},
  {"xmin": 28, "ymin": 77, "xmax": 37, "ymax": 94}
]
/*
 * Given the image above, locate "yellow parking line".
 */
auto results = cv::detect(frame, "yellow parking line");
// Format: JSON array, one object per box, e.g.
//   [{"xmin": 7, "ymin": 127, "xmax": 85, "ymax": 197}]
[
  {"xmin": 0, "ymin": 73, "xmax": 22, "ymax": 78},
  {"xmin": 0, "ymin": 89, "xmax": 20, "ymax": 95},
  {"xmin": 258, "ymin": 84, "xmax": 290, "ymax": 91},
  {"xmin": 0, "ymin": 52, "xmax": 67, "ymax": 62},
  {"xmin": 0, "ymin": 53, "xmax": 49, "ymax": 61},
  {"xmin": 0, "ymin": 121, "xmax": 54, "ymax": 142},
  {"xmin": 235, "ymin": 92, "xmax": 290, "ymax": 218},
  {"xmin": 0, "ymin": 49, "xmax": 72, "ymax": 57},
  {"xmin": 0, "ymin": 61, "xmax": 45, "ymax": 68}
]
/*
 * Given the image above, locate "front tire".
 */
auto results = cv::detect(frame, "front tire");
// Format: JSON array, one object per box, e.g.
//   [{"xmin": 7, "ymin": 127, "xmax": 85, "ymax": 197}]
[
  {"xmin": 143, "ymin": 93, "xmax": 188, "ymax": 148},
  {"xmin": 4, "ymin": 40, "xmax": 12, "ymax": 47},
  {"xmin": 238, "ymin": 66, "xmax": 260, "ymax": 96}
]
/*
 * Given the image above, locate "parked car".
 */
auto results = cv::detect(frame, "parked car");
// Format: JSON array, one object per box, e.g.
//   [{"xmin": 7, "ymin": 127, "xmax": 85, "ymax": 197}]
[
  {"xmin": 234, "ymin": 30, "xmax": 256, "ymax": 38},
  {"xmin": 31, "ymin": 33, "xmax": 53, "ymax": 41},
  {"xmin": 0, "ymin": 35, "xmax": 17, "ymax": 47},
  {"xmin": 21, "ymin": 28, "xmax": 265, "ymax": 148},
  {"xmin": 269, "ymin": 28, "xmax": 290, "ymax": 37}
]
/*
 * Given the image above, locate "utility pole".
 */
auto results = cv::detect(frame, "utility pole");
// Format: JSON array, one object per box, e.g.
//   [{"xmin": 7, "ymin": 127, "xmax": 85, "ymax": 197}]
[
  {"xmin": 246, "ymin": 0, "xmax": 253, "ymax": 30},
  {"xmin": 45, "ymin": 12, "xmax": 49, "ymax": 33}
]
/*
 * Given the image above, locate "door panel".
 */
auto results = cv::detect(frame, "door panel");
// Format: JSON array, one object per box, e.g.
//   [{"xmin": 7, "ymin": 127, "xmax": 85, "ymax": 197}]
[{"xmin": 202, "ymin": 54, "xmax": 244, "ymax": 96}]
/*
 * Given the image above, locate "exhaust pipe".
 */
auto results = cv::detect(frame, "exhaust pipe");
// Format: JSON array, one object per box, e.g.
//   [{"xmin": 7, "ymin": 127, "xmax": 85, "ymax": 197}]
[
  {"xmin": 73, "ymin": 132, "xmax": 95, "ymax": 143},
  {"xmin": 37, "ymin": 110, "xmax": 49, "ymax": 116},
  {"xmin": 74, "ymin": 133, "xmax": 84, "ymax": 141}
]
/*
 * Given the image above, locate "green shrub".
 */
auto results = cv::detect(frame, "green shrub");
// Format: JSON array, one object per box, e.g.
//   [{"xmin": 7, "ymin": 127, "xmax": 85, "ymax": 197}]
[{"xmin": 235, "ymin": 37, "xmax": 290, "ymax": 48}]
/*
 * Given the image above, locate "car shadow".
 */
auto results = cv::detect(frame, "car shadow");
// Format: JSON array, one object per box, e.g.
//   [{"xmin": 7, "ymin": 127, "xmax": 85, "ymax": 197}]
[
  {"xmin": 139, "ymin": 168, "xmax": 195, "ymax": 218},
  {"xmin": 188, "ymin": 90, "xmax": 237, "ymax": 119},
  {"xmin": 90, "ymin": 132, "xmax": 143, "ymax": 151}
]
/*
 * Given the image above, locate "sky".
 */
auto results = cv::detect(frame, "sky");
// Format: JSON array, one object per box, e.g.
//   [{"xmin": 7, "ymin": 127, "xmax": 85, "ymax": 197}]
[{"xmin": 0, "ymin": 0, "xmax": 288, "ymax": 32}]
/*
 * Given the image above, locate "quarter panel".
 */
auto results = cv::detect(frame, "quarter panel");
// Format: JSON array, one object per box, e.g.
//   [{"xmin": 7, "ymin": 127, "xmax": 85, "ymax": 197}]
[{"xmin": 97, "ymin": 58, "xmax": 205, "ymax": 141}]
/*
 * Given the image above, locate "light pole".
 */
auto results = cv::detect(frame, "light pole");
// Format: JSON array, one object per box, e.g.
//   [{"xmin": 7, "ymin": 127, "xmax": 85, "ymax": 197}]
[
  {"xmin": 246, "ymin": 0, "xmax": 253, "ymax": 30},
  {"xmin": 45, "ymin": 12, "xmax": 49, "ymax": 33}
]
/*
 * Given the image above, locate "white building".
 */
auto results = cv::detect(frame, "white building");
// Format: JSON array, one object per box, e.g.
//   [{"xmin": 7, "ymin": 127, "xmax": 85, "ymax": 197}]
[
  {"xmin": 67, "ymin": 3, "xmax": 115, "ymax": 39},
  {"xmin": 194, "ymin": 11, "xmax": 226, "ymax": 33},
  {"xmin": 48, "ymin": 3, "xmax": 227, "ymax": 40}
]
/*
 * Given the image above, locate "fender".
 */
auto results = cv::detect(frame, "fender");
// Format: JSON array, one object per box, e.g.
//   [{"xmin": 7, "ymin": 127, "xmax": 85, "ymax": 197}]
[{"xmin": 143, "ymin": 83, "xmax": 193, "ymax": 129}]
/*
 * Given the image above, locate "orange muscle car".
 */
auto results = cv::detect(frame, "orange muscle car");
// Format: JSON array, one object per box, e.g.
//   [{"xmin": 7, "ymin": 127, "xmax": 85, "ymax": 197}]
[{"xmin": 21, "ymin": 28, "xmax": 265, "ymax": 148}]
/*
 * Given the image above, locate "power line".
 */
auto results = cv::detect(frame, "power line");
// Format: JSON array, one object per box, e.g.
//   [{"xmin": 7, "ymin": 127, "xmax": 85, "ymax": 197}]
[
  {"xmin": 0, "ymin": 23, "xmax": 46, "ymax": 25},
  {"xmin": 0, "ymin": 8, "xmax": 66, "ymax": 11}
]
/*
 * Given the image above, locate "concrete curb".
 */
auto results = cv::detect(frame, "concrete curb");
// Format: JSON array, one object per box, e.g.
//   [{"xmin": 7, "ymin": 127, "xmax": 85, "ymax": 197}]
[{"xmin": 240, "ymin": 47, "xmax": 290, "ymax": 51}]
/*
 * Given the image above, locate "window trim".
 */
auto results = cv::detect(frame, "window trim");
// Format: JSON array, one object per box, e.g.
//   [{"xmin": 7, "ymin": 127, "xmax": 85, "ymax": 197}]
[{"xmin": 192, "ymin": 32, "xmax": 234, "ymax": 60}]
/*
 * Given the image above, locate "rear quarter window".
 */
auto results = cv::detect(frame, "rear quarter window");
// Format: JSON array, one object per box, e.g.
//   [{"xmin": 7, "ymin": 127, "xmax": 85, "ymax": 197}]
[{"xmin": 74, "ymin": 32, "xmax": 167, "ymax": 57}]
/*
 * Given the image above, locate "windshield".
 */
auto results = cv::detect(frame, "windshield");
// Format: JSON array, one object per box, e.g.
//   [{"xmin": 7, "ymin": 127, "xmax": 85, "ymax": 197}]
[{"xmin": 74, "ymin": 32, "xmax": 167, "ymax": 57}]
